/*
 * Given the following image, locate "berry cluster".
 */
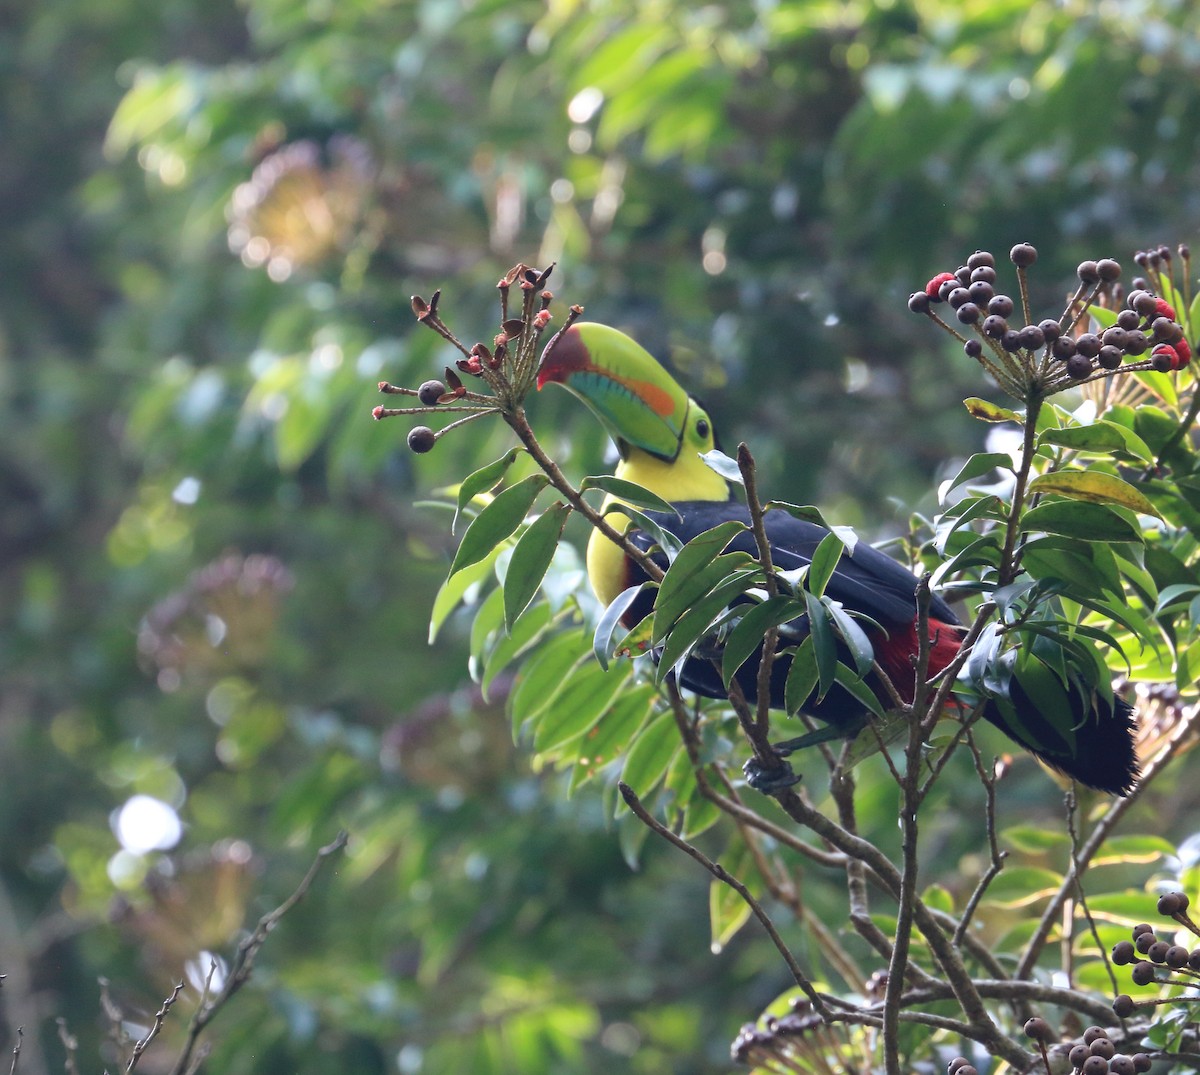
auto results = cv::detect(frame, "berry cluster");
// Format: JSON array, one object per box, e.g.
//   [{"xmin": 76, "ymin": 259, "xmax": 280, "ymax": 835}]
[
  {"xmin": 908, "ymin": 243, "xmax": 1192, "ymax": 402},
  {"xmin": 942, "ymin": 1020, "xmax": 1151, "ymax": 1075},
  {"xmin": 373, "ymin": 263, "xmax": 582, "ymax": 453},
  {"xmin": 1110, "ymin": 890, "xmax": 1200, "ymax": 1017},
  {"xmin": 730, "ymin": 998, "xmax": 857, "ymax": 1072}
]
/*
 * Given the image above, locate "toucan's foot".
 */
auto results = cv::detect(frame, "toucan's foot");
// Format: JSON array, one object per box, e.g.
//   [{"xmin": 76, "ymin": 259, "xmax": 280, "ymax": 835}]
[{"xmin": 743, "ymin": 754, "xmax": 802, "ymax": 794}]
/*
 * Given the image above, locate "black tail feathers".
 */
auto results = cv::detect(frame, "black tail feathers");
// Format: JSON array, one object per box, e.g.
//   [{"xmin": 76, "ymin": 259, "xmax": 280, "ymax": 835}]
[{"xmin": 982, "ymin": 684, "xmax": 1139, "ymax": 795}]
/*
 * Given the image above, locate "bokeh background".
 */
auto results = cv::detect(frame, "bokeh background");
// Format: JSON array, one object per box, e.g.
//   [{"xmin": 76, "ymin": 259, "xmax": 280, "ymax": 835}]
[{"xmin": 5, "ymin": 1, "xmax": 1200, "ymax": 1071}]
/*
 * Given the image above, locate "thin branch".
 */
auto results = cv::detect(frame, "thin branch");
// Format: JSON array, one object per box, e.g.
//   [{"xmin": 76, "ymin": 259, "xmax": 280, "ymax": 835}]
[
  {"xmin": 127, "ymin": 982, "xmax": 184, "ymax": 1072},
  {"xmin": 1064, "ymin": 791, "xmax": 1120, "ymax": 996},
  {"xmin": 8, "ymin": 1027, "xmax": 21, "ymax": 1075},
  {"xmin": 736, "ymin": 442, "xmax": 780, "ymax": 738},
  {"xmin": 618, "ymin": 781, "xmax": 829, "ymax": 1018},
  {"xmin": 954, "ymin": 729, "xmax": 1008, "ymax": 946},
  {"xmin": 167, "ymin": 831, "xmax": 348, "ymax": 1075}
]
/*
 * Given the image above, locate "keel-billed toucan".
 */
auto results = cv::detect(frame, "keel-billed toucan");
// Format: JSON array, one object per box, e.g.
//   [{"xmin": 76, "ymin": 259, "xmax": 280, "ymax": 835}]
[{"xmin": 537, "ymin": 321, "xmax": 1139, "ymax": 794}]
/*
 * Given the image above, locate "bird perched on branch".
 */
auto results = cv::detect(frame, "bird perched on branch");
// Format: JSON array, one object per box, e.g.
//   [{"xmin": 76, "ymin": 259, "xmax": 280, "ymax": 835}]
[{"xmin": 537, "ymin": 321, "xmax": 1138, "ymax": 794}]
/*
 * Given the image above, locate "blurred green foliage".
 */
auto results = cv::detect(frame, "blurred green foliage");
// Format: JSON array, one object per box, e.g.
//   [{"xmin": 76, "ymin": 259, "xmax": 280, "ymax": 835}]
[{"xmin": 6, "ymin": 0, "xmax": 1200, "ymax": 1072}]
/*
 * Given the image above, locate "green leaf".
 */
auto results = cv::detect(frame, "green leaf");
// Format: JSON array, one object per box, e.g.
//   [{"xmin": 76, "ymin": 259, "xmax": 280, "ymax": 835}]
[
  {"xmin": 594, "ymin": 583, "xmax": 652, "ymax": 671},
  {"xmin": 1038, "ymin": 422, "xmax": 1154, "ymax": 463},
  {"xmin": 568, "ymin": 684, "xmax": 656, "ymax": 792},
  {"xmin": 940, "ymin": 452, "xmax": 1013, "ymax": 499},
  {"xmin": 657, "ymin": 568, "xmax": 760, "ymax": 677},
  {"xmin": 503, "ymin": 501, "xmax": 571, "ymax": 630},
  {"xmin": 807, "ymin": 530, "xmax": 847, "ymax": 598},
  {"xmin": 824, "ymin": 600, "xmax": 876, "ymax": 676},
  {"xmin": 721, "ymin": 596, "xmax": 803, "ymax": 686},
  {"xmin": 482, "ymin": 601, "xmax": 554, "ymax": 699},
  {"xmin": 784, "ymin": 636, "xmax": 819, "ymax": 715},
  {"xmin": 429, "ymin": 546, "xmax": 501, "ymax": 643},
  {"xmin": 1091, "ymin": 834, "xmax": 1175, "ymax": 867},
  {"xmin": 580, "ymin": 474, "xmax": 679, "ymax": 515},
  {"xmin": 1001, "ymin": 825, "xmax": 1071, "ymax": 854},
  {"xmin": 710, "ymin": 840, "xmax": 754, "ymax": 951},
  {"xmin": 508, "ymin": 629, "xmax": 589, "ymax": 736},
  {"xmin": 921, "ymin": 883, "xmax": 955, "ymax": 915},
  {"xmin": 532, "ymin": 661, "xmax": 629, "ymax": 753},
  {"xmin": 805, "ymin": 591, "xmax": 837, "ymax": 699},
  {"xmin": 964, "ymin": 397, "xmax": 1021, "ymax": 423},
  {"xmin": 1020, "ymin": 500, "xmax": 1143, "ymax": 543},
  {"xmin": 832, "ymin": 662, "xmax": 886, "ymax": 718},
  {"xmin": 450, "ymin": 474, "xmax": 550, "ymax": 576},
  {"xmin": 453, "ymin": 447, "xmax": 524, "ymax": 534},
  {"xmin": 469, "ymin": 583, "xmax": 506, "ymax": 675},
  {"xmin": 980, "ymin": 866, "xmax": 1064, "ymax": 908},
  {"xmin": 1026, "ymin": 470, "xmax": 1161, "ymax": 518},
  {"xmin": 654, "ymin": 521, "xmax": 752, "ymax": 637},
  {"xmin": 619, "ymin": 712, "xmax": 681, "ymax": 802}
]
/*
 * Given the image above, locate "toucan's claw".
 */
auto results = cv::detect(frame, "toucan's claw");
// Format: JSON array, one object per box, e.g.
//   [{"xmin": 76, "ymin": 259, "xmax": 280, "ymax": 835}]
[{"xmin": 743, "ymin": 755, "xmax": 802, "ymax": 794}]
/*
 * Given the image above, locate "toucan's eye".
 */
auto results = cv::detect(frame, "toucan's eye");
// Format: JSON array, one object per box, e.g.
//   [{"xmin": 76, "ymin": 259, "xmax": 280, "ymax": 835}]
[{"xmin": 696, "ymin": 418, "xmax": 709, "ymax": 439}]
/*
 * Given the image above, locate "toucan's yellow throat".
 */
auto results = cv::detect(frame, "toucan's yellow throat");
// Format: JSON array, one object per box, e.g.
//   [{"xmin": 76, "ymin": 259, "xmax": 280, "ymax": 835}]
[{"xmin": 538, "ymin": 322, "xmax": 730, "ymax": 604}]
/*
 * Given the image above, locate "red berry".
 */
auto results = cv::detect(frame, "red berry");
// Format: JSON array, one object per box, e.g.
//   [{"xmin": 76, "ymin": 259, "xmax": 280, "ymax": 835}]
[
  {"xmin": 1156, "ymin": 297, "xmax": 1177, "ymax": 320},
  {"xmin": 926, "ymin": 272, "xmax": 957, "ymax": 300},
  {"xmin": 1152, "ymin": 344, "xmax": 1178, "ymax": 373},
  {"xmin": 1175, "ymin": 338, "xmax": 1192, "ymax": 366}
]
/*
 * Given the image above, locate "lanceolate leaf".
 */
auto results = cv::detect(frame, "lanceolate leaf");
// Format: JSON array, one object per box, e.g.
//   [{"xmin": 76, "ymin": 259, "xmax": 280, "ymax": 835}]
[
  {"xmin": 940, "ymin": 452, "xmax": 1014, "ymax": 500},
  {"xmin": 503, "ymin": 501, "xmax": 571, "ymax": 630},
  {"xmin": 807, "ymin": 531, "xmax": 848, "ymax": 598},
  {"xmin": 1026, "ymin": 470, "xmax": 1161, "ymax": 518},
  {"xmin": 964, "ymin": 397, "xmax": 1021, "ymax": 423},
  {"xmin": 450, "ymin": 474, "xmax": 550, "ymax": 576},
  {"xmin": 429, "ymin": 546, "xmax": 501, "ymax": 643},
  {"xmin": 568, "ymin": 683, "xmax": 656, "ymax": 792},
  {"xmin": 657, "ymin": 572, "xmax": 759, "ymax": 679},
  {"xmin": 453, "ymin": 447, "xmax": 524, "ymax": 534},
  {"xmin": 482, "ymin": 602, "xmax": 554, "ymax": 699},
  {"xmin": 1020, "ymin": 500, "xmax": 1143, "ymax": 543},
  {"xmin": 653, "ymin": 520, "xmax": 751, "ymax": 634},
  {"xmin": 620, "ymin": 712, "xmax": 681, "ymax": 803},
  {"xmin": 720, "ymin": 595, "xmax": 804, "ymax": 686},
  {"xmin": 532, "ymin": 661, "xmax": 630, "ymax": 752},
  {"xmin": 700, "ymin": 449, "xmax": 745, "ymax": 484},
  {"xmin": 823, "ymin": 600, "xmax": 876, "ymax": 675},
  {"xmin": 509, "ymin": 629, "xmax": 589, "ymax": 736},
  {"xmin": 804, "ymin": 591, "xmax": 837, "ymax": 699},
  {"xmin": 784, "ymin": 636, "xmax": 819, "ymax": 715},
  {"xmin": 580, "ymin": 474, "xmax": 679, "ymax": 515},
  {"xmin": 1037, "ymin": 422, "xmax": 1154, "ymax": 463},
  {"xmin": 594, "ymin": 583, "xmax": 653, "ymax": 670}
]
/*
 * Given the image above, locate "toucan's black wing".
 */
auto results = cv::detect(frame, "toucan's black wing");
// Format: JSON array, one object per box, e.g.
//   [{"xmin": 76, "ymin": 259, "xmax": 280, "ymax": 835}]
[{"xmin": 640, "ymin": 501, "xmax": 958, "ymax": 627}]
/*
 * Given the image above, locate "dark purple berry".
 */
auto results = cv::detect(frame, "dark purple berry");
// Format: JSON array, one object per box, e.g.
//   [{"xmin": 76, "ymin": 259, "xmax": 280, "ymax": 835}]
[
  {"xmin": 417, "ymin": 379, "xmax": 447, "ymax": 406},
  {"xmin": 1075, "ymin": 333, "xmax": 1102, "ymax": 358},
  {"xmin": 1052, "ymin": 336, "xmax": 1078, "ymax": 360},
  {"xmin": 1018, "ymin": 325, "xmax": 1046, "ymax": 351},
  {"xmin": 908, "ymin": 291, "xmax": 931, "ymax": 314},
  {"xmin": 964, "ymin": 339, "xmax": 983, "ymax": 358},
  {"xmin": 1132, "ymin": 1055, "xmax": 1152, "ymax": 1073},
  {"xmin": 1117, "ymin": 309, "xmax": 1140, "ymax": 330},
  {"xmin": 956, "ymin": 303, "xmax": 980, "ymax": 324},
  {"xmin": 1098, "ymin": 345, "xmax": 1123, "ymax": 370},
  {"xmin": 1124, "ymin": 330, "xmax": 1148, "ymax": 355},
  {"xmin": 1133, "ymin": 292, "xmax": 1158, "ymax": 317},
  {"xmin": 1166, "ymin": 944, "xmax": 1189, "ymax": 969},
  {"xmin": 1152, "ymin": 316, "xmax": 1175, "ymax": 341},
  {"xmin": 1112, "ymin": 996, "xmax": 1136, "ymax": 1020},
  {"xmin": 1147, "ymin": 940, "xmax": 1170, "ymax": 963},
  {"xmin": 1132, "ymin": 276, "xmax": 1148, "ymax": 291},
  {"xmin": 967, "ymin": 250, "xmax": 995, "ymax": 269},
  {"xmin": 1070, "ymin": 1045, "xmax": 1091, "ymax": 1069},
  {"xmin": 1078, "ymin": 260, "xmax": 1101, "ymax": 284},
  {"xmin": 1132, "ymin": 922, "xmax": 1154, "ymax": 937},
  {"xmin": 948, "ymin": 1058, "xmax": 969, "ymax": 1075},
  {"xmin": 983, "ymin": 314, "xmax": 1009, "ymax": 339},
  {"xmin": 1083, "ymin": 1028, "xmax": 1107, "ymax": 1045},
  {"xmin": 1010, "ymin": 242, "xmax": 1038, "ymax": 267},
  {"xmin": 1066, "ymin": 354, "xmax": 1093, "ymax": 379},
  {"xmin": 1024, "ymin": 1017, "xmax": 1054, "ymax": 1042},
  {"xmin": 407, "ymin": 426, "xmax": 437, "ymax": 453},
  {"xmin": 1001, "ymin": 330, "xmax": 1023, "ymax": 352},
  {"xmin": 1134, "ymin": 931, "xmax": 1156, "ymax": 954},
  {"xmin": 955, "ymin": 265, "xmax": 973, "ymax": 286},
  {"xmin": 968, "ymin": 280, "xmax": 995, "ymax": 304},
  {"xmin": 1131, "ymin": 960, "xmax": 1157, "ymax": 985},
  {"xmin": 1097, "ymin": 258, "xmax": 1122, "ymax": 281},
  {"xmin": 948, "ymin": 287, "xmax": 971, "ymax": 309},
  {"xmin": 1152, "ymin": 346, "xmax": 1176, "ymax": 373},
  {"xmin": 1089, "ymin": 1038, "xmax": 1116, "ymax": 1060},
  {"xmin": 939, "ymin": 278, "xmax": 959, "ymax": 302},
  {"xmin": 1134, "ymin": 250, "xmax": 1150, "ymax": 267},
  {"xmin": 1109, "ymin": 1056, "xmax": 1135, "ymax": 1075},
  {"xmin": 1103, "ymin": 327, "xmax": 1130, "ymax": 350},
  {"xmin": 988, "ymin": 294, "xmax": 1015, "ymax": 317},
  {"xmin": 1082, "ymin": 1055, "xmax": 1109, "ymax": 1075},
  {"xmin": 1189, "ymin": 948, "xmax": 1200, "ymax": 971},
  {"xmin": 1039, "ymin": 318, "xmax": 1062, "ymax": 341},
  {"xmin": 1159, "ymin": 892, "xmax": 1184, "ymax": 915},
  {"xmin": 1111, "ymin": 940, "xmax": 1136, "ymax": 965},
  {"xmin": 970, "ymin": 265, "xmax": 998, "ymax": 284}
]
